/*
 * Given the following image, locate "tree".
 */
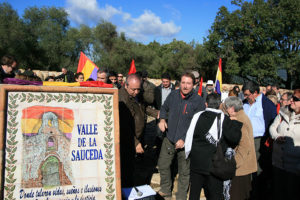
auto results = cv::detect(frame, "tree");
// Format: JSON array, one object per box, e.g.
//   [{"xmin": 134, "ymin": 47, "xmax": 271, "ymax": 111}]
[
  {"xmin": 0, "ymin": 3, "xmax": 29, "ymax": 67},
  {"xmin": 23, "ymin": 6, "xmax": 71, "ymax": 71},
  {"xmin": 204, "ymin": 0, "xmax": 300, "ymax": 88}
]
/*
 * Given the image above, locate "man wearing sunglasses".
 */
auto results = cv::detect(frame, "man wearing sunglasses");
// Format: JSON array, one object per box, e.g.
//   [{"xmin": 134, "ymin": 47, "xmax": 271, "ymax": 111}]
[
  {"xmin": 117, "ymin": 73, "xmax": 124, "ymax": 86},
  {"xmin": 242, "ymin": 81, "xmax": 277, "ymax": 200},
  {"xmin": 0, "ymin": 55, "xmax": 17, "ymax": 83}
]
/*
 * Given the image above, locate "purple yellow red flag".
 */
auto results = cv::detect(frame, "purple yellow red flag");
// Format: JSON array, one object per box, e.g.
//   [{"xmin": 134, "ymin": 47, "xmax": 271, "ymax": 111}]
[
  {"xmin": 21, "ymin": 106, "xmax": 74, "ymax": 139},
  {"xmin": 198, "ymin": 77, "xmax": 203, "ymax": 96},
  {"xmin": 215, "ymin": 58, "xmax": 222, "ymax": 95},
  {"xmin": 128, "ymin": 59, "xmax": 136, "ymax": 74},
  {"xmin": 77, "ymin": 52, "xmax": 99, "ymax": 81}
]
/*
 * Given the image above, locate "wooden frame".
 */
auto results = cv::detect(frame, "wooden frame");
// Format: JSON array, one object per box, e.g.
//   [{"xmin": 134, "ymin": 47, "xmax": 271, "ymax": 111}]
[{"xmin": 0, "ymin": 85, "xmax": 121, "ymax": 200}]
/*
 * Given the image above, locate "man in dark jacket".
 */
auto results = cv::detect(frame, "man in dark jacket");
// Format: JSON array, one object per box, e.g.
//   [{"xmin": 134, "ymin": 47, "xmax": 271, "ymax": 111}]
[
  {"xmin": 154, "ymin": 72, "xmax": 175, "ymax": 110},
  {"xmin": 185, "ymin": 93, "xmax": 242, "ymax": 200},
  {"xmin": 119, "ymin": 74, "xmax": 146, "ymax": 187},
  {"xmin": 154, "ymin": 72, "xmax": 175, "ymax": 141},
  {"xmin": 157, "ymin": 72, "xmax": 206, "ymax": 200},
  {"xmin": 54, "ymin": 67, "xmax": 75, "ymax": 82}
]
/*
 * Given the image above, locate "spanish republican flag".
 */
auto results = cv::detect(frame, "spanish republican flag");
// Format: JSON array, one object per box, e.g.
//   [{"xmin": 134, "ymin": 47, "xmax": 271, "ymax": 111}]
[
  {"xmin": 128, "ymin": 59, "xmax": 136, "ymax": 74},
  {"xmin": 77, "ymin": 52, "xmax": 99, "ymax": 81},
  {"xmin": 215, "ymin": 58, "xmax": 222, "ymax": 95},
  {"xmin": 21, "ymin": 106, "xmax": 74, "ymax": 139}
]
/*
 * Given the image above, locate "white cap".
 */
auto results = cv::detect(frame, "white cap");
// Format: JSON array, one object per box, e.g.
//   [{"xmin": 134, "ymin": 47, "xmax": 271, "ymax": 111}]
[
  {"xmin": 207, "ymin": 80, "xmax": 214, "ymax": 85},
  {"xmin": 191, "ymin": 71, "xmax": 200, "ymax": 79}
]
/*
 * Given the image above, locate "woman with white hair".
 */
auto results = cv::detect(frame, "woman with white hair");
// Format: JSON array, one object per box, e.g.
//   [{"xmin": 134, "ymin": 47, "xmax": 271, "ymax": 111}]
[{"xmin": 224, "ymin": 96, "xmax": 257, "ymax": 200}]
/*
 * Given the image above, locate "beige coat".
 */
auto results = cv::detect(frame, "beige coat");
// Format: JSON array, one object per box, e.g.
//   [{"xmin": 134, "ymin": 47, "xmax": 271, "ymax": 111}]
[
  {"xmin": 270, "ymin": 106, "xmax": 300, "ymax": 174},
  {"xmin": 234, "ymin": 110, "xmax": 258, "ymax": 176}
]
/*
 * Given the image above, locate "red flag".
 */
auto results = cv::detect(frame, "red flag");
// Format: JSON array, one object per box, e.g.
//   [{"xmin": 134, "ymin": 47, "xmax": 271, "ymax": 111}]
[
  {"xmin": 128, "ymin": 59, "xmax": 136, "ymax": 74},
  {"xmin": 276, "ymin": 103, "xmax": 280, "ymax": 114},
  {"xmin": 198, "ymin": 77, "xmax": 203, "ymax": 96}
]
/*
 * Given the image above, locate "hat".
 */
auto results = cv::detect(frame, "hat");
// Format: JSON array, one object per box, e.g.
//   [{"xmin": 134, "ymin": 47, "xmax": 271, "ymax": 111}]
[
  {"xmin": 207, "ymin": 80, "xmax": 214, "ymax": 85},
  {"xmin": 191, "ymin": 71, "xmax": 200, "ymax": 79}
]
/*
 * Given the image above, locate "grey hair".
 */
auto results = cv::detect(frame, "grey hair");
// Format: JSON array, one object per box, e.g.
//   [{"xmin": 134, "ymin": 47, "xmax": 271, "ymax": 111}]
[
  {"xmin": 97, "ymin": 69, "xmax": 108, "ymax": 78},
  {"xmin": 224, "ymin": 96, "xmax": 244, "ymax": 112},
  {"xmin": 125, "ymin": 74, "xmax": 141, "ymax": 86},
  {"xmin": 281, "ymin": 92, "xmax": 293, "ymax": 100}
]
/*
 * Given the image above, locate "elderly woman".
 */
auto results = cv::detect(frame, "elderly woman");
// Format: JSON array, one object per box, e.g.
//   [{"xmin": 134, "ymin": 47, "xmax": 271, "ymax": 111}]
[
  {"xmin": 270, "ymin": 89, "xmax": 300, "ymax": 200},
  {"xmin": 224, "ymin": 96, "xmax": 257, "ymax": 200}
]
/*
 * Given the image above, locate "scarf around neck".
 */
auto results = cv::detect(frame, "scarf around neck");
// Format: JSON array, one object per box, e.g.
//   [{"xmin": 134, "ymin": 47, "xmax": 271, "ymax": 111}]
[{"xmin": 185, "ymin": 108, "xmax": 225, "ymax": 158}]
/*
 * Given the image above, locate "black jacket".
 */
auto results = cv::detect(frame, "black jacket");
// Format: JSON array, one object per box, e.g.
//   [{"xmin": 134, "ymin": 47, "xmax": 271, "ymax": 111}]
[
  {"xmin": 190, "ymin": 111, "xmax": 242, "ymax": 175},
  {"xmin": 0, "ymin": 66, "xmax": 15, "ymax": 83},
  {"xmin": 54, "ymin": 71, "xmax": 75, "ymax": 82},
  {"xmin": 194, "ymin": 84, "xmax": 208, "ymax": 101},
  {"xmin": 154, "ymin": 83, "xmax": 175, "ymax": 110},
  {"xmin": 160, "ymin": 89, "xmax": 206, "ymax": 143}
]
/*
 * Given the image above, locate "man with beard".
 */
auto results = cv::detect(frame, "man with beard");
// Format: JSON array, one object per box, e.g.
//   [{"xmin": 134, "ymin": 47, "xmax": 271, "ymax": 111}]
[{"xmin": 157, "ymin": 72, "xmax": 205, "ymax": 200}]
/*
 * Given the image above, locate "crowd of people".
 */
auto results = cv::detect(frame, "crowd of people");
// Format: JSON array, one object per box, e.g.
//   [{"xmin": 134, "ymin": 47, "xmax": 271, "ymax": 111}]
[
  {"xmin": 116, "ymin": 69, "xmax": 299, "ymax": 200},
  {"xmin": 1, "ymin": 54, "xmax": 300, "ymax": 200}
]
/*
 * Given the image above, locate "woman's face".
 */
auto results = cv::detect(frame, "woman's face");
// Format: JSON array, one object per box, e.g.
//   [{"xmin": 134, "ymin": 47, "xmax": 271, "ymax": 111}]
[{"xmin": 290, "ymin": 92, "xmax": 300, "ymax": 114}]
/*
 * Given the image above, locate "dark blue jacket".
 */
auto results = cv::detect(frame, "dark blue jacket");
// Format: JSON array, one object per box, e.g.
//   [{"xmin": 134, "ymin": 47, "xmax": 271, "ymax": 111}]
[
  {"xmin": 261, "ymin": 94, "xmax": 277, "ymax": 136},
  {"xmin": 160, "ymin": 89, "xmax": 206, "ymax": 143}
]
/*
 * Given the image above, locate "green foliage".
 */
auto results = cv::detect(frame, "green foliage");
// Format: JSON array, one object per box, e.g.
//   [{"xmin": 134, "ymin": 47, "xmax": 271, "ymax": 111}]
[
  {"xmin": 1, "ymin": 1, "xmax": 299, "ymax": 88},
  {"xmin": 204, "ymin": 0, "xmax": 300, "ymax": 87}
]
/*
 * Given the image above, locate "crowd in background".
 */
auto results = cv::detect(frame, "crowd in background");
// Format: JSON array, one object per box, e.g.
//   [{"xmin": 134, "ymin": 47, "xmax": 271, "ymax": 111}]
[{"xmin": 1, "ymin": 54, "xmax": 300, "ymax": 200}]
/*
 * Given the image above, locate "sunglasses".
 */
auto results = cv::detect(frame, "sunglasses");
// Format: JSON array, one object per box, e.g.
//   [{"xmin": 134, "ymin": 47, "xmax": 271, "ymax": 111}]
[{"xmin": 292, "ymin": 96, "xmax": 300, "ymax": 102}]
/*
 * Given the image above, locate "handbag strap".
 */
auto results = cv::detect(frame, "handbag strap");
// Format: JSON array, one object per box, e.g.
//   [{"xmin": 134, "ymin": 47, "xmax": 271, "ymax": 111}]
[{"xmin": 217, "ymin": 113, "xmax": 221, "ymax": 140}]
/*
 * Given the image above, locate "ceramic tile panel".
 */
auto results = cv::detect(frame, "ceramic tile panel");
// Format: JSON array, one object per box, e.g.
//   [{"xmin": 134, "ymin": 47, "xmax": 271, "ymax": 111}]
[{"xmin": 3, "ymin": 91, "xmax": 119, "ymax": 200}]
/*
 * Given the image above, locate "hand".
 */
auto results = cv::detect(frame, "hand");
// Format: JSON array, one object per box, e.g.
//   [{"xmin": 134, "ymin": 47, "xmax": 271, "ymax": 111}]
[
  {"xmin": 276, "ymin": 136, "xmax": 285, "ymax": 144},
  {"xmin": 158, "ymin": 119, "xmax": 168, "ymax": 132},
  {"xmin": 175, "ymin": 139, "xmax": 185, "ymax": 149},
  {"xmin": 230, "ymin": 116, "xmax": 237, "ymax": 120},
  {"xmin": 136, "ymin": 143, "xmax": 144, "ymax": 154}
]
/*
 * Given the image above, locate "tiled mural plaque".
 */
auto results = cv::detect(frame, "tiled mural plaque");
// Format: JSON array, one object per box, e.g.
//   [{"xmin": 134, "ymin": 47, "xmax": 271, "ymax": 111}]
[{"xmin": 1, "ymin": 88, "xmax": 120, "ymax": 200}]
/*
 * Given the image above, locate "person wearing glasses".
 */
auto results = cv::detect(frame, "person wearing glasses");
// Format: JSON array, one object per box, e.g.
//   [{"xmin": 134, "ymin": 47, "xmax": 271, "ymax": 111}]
[
  {"xmin": 118, "ymin": 74, "xmax": 145, "ymax": 187},
  {"xmin": 280, "ymin": 92, "xmax": 293, "ymax": 107},
  {"xmin": 270, "ymin": 89, "xmax": 300, "ymax": 200},
  {"xmin": 242, "ymin": 81, "xmax": 277, "ymax": 200},
  {"xmin": 117, "ymin": 73, "xmax": 124, "ymax": 86},
  {"xmin": 0, "ymin": 55, "xmax": 17, "ymax": 83}
]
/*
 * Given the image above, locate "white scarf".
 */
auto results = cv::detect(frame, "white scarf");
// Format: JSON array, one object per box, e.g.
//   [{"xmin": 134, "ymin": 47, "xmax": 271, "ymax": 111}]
[{"xmin": 185, "ymin": 108, "xmax": 225, "ymax": 159}]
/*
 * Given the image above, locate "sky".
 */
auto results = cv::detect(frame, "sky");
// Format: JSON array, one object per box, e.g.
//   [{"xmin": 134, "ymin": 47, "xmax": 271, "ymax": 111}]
[{"xmin": 4, "ymin": 0, "xmax": 239, "ymax": 44}]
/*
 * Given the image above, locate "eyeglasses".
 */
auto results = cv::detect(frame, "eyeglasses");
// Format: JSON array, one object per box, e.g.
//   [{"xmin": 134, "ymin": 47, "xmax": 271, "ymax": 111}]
[
  {"xmin": 292, "ymin": 96, "xmax": 300, "ymax": 102},
  {"xmin": 118, "ymin": 76, "xmax": 123, "ymax": 78},
  {"xmin": 243, "ymin": 93, "xmax": 252, "ymax": 97}
]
